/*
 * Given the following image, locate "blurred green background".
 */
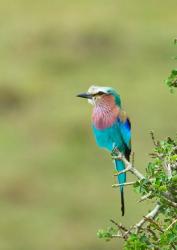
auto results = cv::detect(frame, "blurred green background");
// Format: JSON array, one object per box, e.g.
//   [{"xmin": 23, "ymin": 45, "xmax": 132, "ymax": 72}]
[{"xmin": 0, "ymin": 0, "xmax": 177, "ymax": 249}]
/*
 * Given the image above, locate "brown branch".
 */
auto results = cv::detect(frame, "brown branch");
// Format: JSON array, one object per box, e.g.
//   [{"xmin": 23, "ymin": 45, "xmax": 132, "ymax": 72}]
[
  {"xmin": 146, "ymin": 226, "xmax": 158, "ymax": 240},
  {"xmin": 150, "ymin": 130, "xmax": 158, "ymax": 146},
  {"xmin": 110, "ymin": 204, "xmax": 161, "ymax": 240},
  {"xmin": 143, "ymin": 216, "xmax": 164, "ymax": 232},
  {"xmin": 110, "ymin": 219, "xmax": 128, "ymax": 240},
  {"xmin": 135, "ymin": 204, "xmax": 161, "ymax": 233},
  {"xmin": 131, "ymin": 151, "xmax": 135, "ymax": 166},
  {"xmin": 110, "ymin": 219, "xmax": 128, "ymax": 232}
]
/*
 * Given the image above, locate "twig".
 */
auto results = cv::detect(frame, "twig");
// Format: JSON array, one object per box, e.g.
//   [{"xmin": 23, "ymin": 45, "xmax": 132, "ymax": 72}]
[
  {"xmin": 137, "ymin": 191, "xmax": 152, "ymax": 203},
  {"xmin": 110, "ymin": 219, "xmax": 128, "ymax": 239},
  {"xmin": 109, "ymin": 204, "xmax": 161, "ymax": 241},
  {"xmin": 162, "ymin": 195, "xmax": 177, "ymax": 208},
  {"xmin": 131, "ymin": 151, "xmax": 135, "ymax": 166},
  {"xmin": 150, "ymin": 130, "xmax": 157, "ymax": 146},
  {"xmin": 135, "ymin": 204, "xmax": 161, "ymax": 233},
  {"xmin": 113, "ymin": 166, "xmax": 132, "ymax": 176},
  {"xmin": 122, "ymin": 225, "xmax": 135, "ymax": 238},
  {"xmin": 110, "ymin": 219, "xmax": 128, "ymax": 232},
  {"xmin": 149, "ymin": 152, "xmax": 158, "ymax": 158},
  {"xmin": 166, "ymin": 218, "xmax": 177, "ymax": 231},
  {"xmin": 112, "ymin": 234, "xmax": 123, "ymax": 238},
  {"xmin": 143, "ymin": 216, "xmax": 164, "ymax": 232},
  {"xmin": 146, "ymin": 226, "xmax": 158, "ymax": 240},
  {"xmin": 112, "ymin": 149, "xmax": 145, "ymax": 180},
  {"xmin": 112, "ymin": 181, "xmax": 135, "ymax": 188}
]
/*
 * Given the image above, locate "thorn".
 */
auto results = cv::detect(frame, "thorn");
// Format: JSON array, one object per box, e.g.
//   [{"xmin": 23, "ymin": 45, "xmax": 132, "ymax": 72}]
[
  {"xmin": 150, "ymin": 130, "xmax": 157, "ymax": 146},
  {"xmin": 131, "ymin": 152, "xmax": 135, "ymax": 166}
]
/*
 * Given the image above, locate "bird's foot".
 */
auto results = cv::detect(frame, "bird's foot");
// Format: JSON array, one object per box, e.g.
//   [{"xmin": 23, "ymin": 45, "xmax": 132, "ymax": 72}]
[{"xmin": 111, "ymin": 146, "xmax": 122, "ymax": 160}]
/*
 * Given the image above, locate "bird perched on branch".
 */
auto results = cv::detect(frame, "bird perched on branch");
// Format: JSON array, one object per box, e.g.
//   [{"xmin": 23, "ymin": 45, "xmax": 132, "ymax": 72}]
[{"xmin": 77, "ymin": 85, "xmax": 131, "ymax": 216}]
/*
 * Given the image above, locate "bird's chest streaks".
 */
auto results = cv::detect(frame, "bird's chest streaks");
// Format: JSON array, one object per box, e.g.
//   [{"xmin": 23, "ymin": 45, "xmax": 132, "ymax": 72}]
[
  {"xmin": 92, "ymin": 99, "xmax": 119, "ymax": 130},
  {"xmin": 92, "ymin": 123, "xmax": 124, "ymax": 152}
]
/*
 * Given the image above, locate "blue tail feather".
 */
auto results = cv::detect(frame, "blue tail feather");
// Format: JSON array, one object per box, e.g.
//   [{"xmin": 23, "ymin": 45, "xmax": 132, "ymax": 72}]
[
  {"xmin": 115, "ymin": 160, "xmax": 126, "ymax": 216},
  {"xmin": 115, "ymin": 160, "xmax": 126, "ymax": 189}
]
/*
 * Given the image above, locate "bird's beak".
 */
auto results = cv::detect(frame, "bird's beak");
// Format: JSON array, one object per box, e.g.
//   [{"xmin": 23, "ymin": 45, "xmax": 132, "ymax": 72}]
[{"xmin": 76, "ymin": 92, "xmax": 93, "ymax": 99}]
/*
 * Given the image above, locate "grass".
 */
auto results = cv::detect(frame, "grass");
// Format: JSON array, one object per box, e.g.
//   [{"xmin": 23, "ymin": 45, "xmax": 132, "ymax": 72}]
[{"xmin": 0, "ymin": 0, "xmax": 176, "ymax": 249}]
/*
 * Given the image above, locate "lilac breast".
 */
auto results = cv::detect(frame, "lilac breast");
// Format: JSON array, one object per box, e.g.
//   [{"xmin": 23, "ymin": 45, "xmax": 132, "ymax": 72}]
[{"xmin": 92, "ymin": 96, "xmax": 119, "ymax": 130}]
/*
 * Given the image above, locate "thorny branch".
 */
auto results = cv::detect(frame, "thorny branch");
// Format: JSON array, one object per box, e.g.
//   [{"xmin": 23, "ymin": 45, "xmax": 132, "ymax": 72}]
[
  {"xmin": 150, "ymin": 130, "xmax": 158, "ymax": 146},
  {"xmin": 98, "ymin": 44, "xmax": 177, "ymax": 248},
  {"xmin": 106, "ymin": 136, "xmax": 177, "ymax": 247},
  {"xmin": 110, "ymin": 147, "xmax": 163, "ymax": 238},
  {"xmin": 112, "ymin": 146, "xmax": 176, "ymax": 206},
  {"xmin": 112, "ymin": 148, "xmax": 145, "ymax": 180},
  {"xmin": 110, "ymin": 204, "xmax": 161, "ymax": 238},
  {"xmin": 134, "ymin": 204, "xmax": 161, "ymax": 233}
]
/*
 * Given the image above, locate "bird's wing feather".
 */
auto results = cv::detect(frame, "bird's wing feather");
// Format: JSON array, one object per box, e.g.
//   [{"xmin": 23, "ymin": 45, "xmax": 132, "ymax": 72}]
[
  {"xmin": 117, "ymin": 112, "xmax": 131, "ymax": 160},
  {"xmin": 117, "ymin": 117, "xmax": 131, "ymax": 148}
]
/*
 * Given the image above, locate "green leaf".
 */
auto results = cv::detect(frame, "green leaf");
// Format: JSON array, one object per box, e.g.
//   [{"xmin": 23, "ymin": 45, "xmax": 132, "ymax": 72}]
[{"xmin": 97, "ymin": 227, "xmax": 117, "ymax": 241}]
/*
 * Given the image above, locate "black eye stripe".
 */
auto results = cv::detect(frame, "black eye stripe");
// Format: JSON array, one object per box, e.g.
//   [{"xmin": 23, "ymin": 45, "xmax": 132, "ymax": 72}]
[{"xmin": 93, "ymin": 91, "xmax": 105, "ymax": 96}]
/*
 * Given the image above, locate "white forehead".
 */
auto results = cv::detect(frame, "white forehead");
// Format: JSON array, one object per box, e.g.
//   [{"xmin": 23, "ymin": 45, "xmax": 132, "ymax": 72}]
[{"xmin": 87, "ymin": 85, "xmax": 110, "ymax": 94}]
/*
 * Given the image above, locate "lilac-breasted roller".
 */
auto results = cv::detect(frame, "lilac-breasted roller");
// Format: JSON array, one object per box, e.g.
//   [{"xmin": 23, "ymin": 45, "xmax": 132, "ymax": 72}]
[{"xmin": 77, "ymin": 85, "xmax": 131, "ymax": 216}]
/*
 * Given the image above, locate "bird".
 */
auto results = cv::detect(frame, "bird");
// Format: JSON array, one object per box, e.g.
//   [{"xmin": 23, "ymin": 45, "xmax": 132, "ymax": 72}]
[{"xmin": 77, "ymin": 85, "xmax": 131, "ymax": 216}]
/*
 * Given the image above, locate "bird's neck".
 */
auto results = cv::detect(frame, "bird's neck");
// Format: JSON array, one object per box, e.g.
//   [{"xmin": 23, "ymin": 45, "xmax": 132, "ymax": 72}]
[{"xmin": 92, "ymin": 95, "xmax": 120, "ymax": 129}]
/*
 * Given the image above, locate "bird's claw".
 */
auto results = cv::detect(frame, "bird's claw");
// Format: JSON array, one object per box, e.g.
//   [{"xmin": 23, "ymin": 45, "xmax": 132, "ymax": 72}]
[
  {"xmin": 111, "ymin": 146, "xmax": 118, "ymax": 156},
  {"xmin": 111, "ymin": 146, "xmax": 122, "ymax": 160}
]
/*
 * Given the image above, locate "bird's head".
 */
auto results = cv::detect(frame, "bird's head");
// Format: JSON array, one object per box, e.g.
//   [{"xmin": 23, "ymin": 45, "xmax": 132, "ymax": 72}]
[{"xmin": 77, "ymin": 85, "xmax": 121, "ymax": 107}]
